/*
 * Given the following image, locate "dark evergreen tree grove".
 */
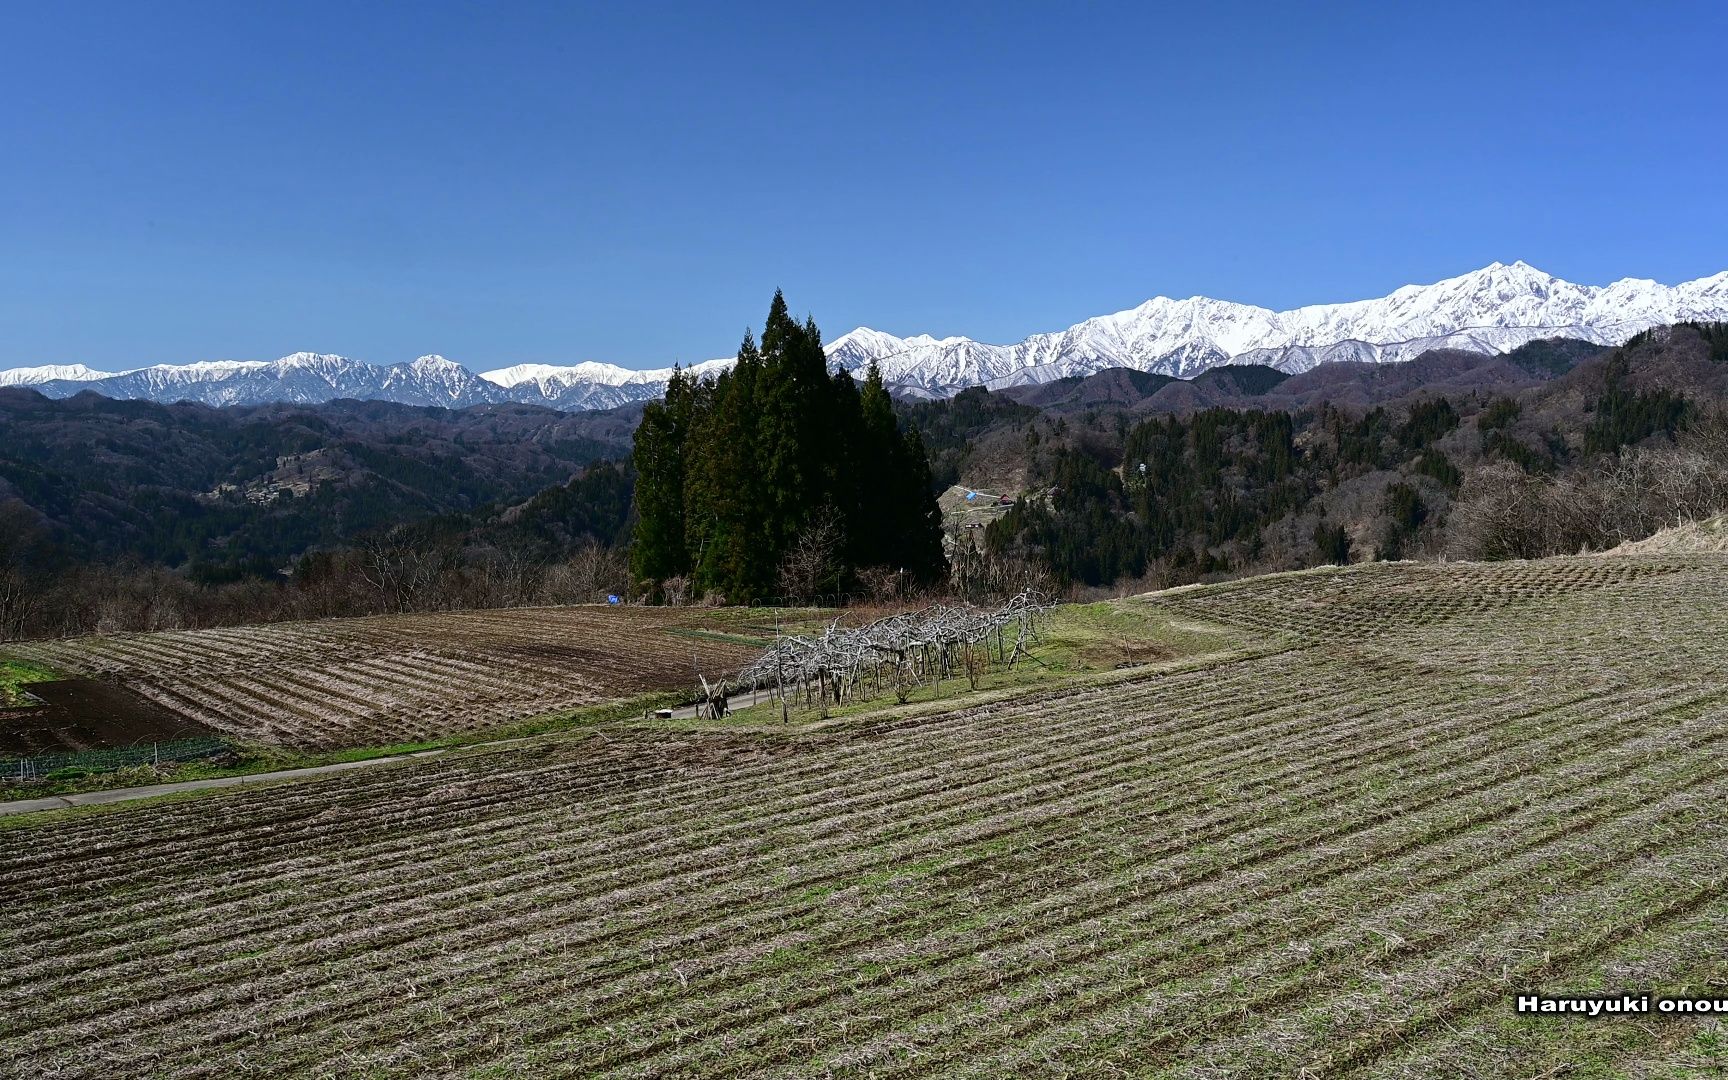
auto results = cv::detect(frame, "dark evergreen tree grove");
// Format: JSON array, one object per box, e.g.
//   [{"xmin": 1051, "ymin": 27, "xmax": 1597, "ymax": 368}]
[
  {"xmin": 685, "ymin": 333, "xmax": 771, "ymax": 598},
  {"xmin": 1582, "ymin": 352, "xmax": 1690, "ymax": 455},
  {"xmin": 629, "ymin": 367, "xmax": 695, "ymax": 583},
  {"xmin": 890, "ymin": 428, "xmax": 948, "ymax": 581},
  {"xmin": 630, "ymin": 294, "xmax": 946, "ymax": 602}
]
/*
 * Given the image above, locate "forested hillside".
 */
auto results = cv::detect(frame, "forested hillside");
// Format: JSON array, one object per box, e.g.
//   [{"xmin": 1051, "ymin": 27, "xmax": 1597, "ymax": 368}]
[
  {"xmin": 971, "ymin": 323, "xmax": 1728, "ymax": 589},
  {"xmin": 0, "ymin": 396, "xmax": 639, "ymax": 638},
  {"xmin": 0, "ymin": 393, "xmax": 636, "ymax": 575}
]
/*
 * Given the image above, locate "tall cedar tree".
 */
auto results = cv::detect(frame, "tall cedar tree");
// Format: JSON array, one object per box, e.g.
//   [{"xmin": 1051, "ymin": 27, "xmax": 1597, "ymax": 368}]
[
  {"xmin": 628, "ymin": 367, "xmax": 695, "ymax": 581},
  {"xmin": 631, "ymin": 292, "xmax": 945, "ymax": 601}
]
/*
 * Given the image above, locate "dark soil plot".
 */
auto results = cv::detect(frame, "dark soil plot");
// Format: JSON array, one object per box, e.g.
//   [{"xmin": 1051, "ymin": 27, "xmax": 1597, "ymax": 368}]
[{"xmin": 0, "ymin": 679, "xmax": 219, "ymax": 756}]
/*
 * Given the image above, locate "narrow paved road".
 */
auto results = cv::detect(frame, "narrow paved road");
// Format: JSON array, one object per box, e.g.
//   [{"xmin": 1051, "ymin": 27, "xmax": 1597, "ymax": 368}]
[
  {"xmin": 2, "ymin": 687, "xmax": 801, "ymax": 819},
  {"xmin": 0, "ymin": 692, "xmax": 785, "ymax": 818},
  {"xmin": 661, "ymin": 685, "xmax": 777, "ymax": 720},
  {"xmin": 0, "ymin": 748, "xmax": 452, "ymax": 818}
]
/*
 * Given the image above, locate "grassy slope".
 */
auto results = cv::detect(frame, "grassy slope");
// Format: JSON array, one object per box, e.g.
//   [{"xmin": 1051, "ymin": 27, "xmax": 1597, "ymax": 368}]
[
  {"xmin": 0, "ymin": 690, "xmax": 684, "ymax": 802},
  {"xmin": 0, "ymin": 657, "xmax": 59, "ymax": 707},
  {"xmin": 1610, "ymin": 513, "xmax": 1728, "ymax": 555},
  {"xmin": 1, "ymin": 557, "xmax": 1724, "ymax": 1076},
  {"xmin": 699, "ymin": 600, "xmax": 1244, "ymax": 731}
]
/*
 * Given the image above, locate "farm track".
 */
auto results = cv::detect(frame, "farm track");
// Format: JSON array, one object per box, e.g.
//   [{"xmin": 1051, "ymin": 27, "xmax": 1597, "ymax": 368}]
[{"xmin": 2, "ymin": 556, "xmax": 1726, "ymax": 1077}]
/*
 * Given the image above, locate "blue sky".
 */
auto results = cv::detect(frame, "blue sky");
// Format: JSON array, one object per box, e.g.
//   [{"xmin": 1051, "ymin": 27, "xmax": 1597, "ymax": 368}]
[{"xmin": 2, "ymin": 1, "xmax": 1724, "ymax": 371}]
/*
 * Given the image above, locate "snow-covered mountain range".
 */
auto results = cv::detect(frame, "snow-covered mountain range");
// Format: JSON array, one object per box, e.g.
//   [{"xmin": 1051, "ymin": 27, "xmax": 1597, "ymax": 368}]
[
  {"xmin": 476, "ymin": 357, "xmax": 735, "ymax": 411},
  {"xmin": 844, "ymin": 261, "xmax": 1728, "ymax": 395},
  {"xmin": 0, "ymin": 353, "xmax": 499, "ymax": 408},
  {"xmin": 6, "ymin": 262, "xmax": 1725, "ymax": 410}
]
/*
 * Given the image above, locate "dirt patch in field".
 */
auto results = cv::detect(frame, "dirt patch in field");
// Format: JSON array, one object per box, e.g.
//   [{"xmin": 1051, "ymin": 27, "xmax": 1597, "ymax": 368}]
[
  {"xmin": 487, "ymin": 641, "xmax": 625, "ymax": 666},
  {"xmin": 1077, "ymin": 640, "xmax": 1177, "ymax": 669},
  {"xmin": 0, "ymin": 679, "xmax": 221, "ymax": 756}
]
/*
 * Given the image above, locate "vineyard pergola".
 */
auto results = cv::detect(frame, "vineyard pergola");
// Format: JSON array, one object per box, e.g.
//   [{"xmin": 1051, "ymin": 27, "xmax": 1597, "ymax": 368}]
[{"xmin": 715, "ymin": 592, "xmax": 1054, "ymax": 719}]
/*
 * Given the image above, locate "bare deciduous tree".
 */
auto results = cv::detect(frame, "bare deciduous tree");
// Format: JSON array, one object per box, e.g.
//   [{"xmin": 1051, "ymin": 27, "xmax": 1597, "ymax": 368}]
[
  {"xmin": 660, "ymin": 575, "xmax": 691, "ymax": 606},
  {"xmin": 541, "ymin": 541, "xmax": 628, "ymax": 605},
  {"xmin": 1451, "ymin": 409, "xmax": 1728, "ymax": 560},
  {"xmin": 777, "ymin": 510, "xmax": 842, "ymax": 603},
  {"xmin": 359, "ymin": 528, "xmax": 455, "ymax": 613}
]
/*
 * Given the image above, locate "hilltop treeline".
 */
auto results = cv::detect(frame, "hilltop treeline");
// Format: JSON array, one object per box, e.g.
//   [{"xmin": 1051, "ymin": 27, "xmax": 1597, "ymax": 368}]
[
  {"xmin": 979, "ymin": 323, "xmax": 1728, "ymax": 589},
  {"xmin": 631, "ymin": 292, "xmax": 946, "ymax": 602}
]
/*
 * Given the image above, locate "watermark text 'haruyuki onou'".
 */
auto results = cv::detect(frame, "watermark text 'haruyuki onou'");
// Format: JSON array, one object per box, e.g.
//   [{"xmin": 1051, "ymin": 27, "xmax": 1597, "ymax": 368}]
[{"xmin": 1517, "ymin": 995, "xmax": 1728, "ymax": 1016}]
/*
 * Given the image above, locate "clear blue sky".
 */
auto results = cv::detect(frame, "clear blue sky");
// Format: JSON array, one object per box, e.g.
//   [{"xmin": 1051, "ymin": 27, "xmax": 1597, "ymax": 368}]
[{"xmin": 3, "ymin": 0, "xmax": 1724, "ymax": 372}]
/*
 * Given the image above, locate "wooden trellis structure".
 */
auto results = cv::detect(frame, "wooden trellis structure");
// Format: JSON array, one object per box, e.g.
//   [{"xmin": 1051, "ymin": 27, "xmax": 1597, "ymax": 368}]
[{"xmin": 719, "ymin": 591, "xmax": 1054, "ymax": 719}]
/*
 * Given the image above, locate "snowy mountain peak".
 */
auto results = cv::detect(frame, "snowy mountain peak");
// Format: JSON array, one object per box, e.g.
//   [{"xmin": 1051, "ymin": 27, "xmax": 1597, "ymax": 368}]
[
  {"xmin": 471, "ymin": 356, "xmax": 736, "ymax": 410},
  {"xmin": 4, "ymin": 262, "xmax": 1725, "ymax": 409},
  {"xmin": 409, "ymin": 354, "xmax": 463, "ymax": 370},
  {"xmin": 856, "ymin": 261, "xmax": 1728, "ymax": 393},
  {"xmin": 479, "ymin": 363, "xmax": 570, "ymax": 388},
  {"xmin": 0, "ymin": 363, "xmax": 113, "ymax": 387},
  {"xmin": 826, "ymin": 327, "xmax": 946, "ymax": 372},
  {"xmin": 481, "ymin": 361, "xmax": 646, "ymax": 389},
  {"xmin": 147, "ymin": 360, "xmax": 270, "ymax": 378}
]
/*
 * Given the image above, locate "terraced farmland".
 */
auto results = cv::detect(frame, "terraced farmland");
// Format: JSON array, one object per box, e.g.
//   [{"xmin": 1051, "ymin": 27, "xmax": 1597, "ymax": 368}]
[
  {"xmin": 2, "ymin": 556, "xmax": 1726, "ymax": 1076},
  {"xmin": 1, "ymin": 606, "xmax": 762, "ymax": 749}
]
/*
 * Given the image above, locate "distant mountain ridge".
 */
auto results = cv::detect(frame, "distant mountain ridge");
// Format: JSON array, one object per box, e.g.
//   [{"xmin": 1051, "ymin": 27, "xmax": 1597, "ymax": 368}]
[
  {"xmin": 5, "ymin": 262, "xmax": 1725, "ymax": 410},
  {"xmin": 846, "ymin": 261, "xmax": 1728, "ymax": 395}
]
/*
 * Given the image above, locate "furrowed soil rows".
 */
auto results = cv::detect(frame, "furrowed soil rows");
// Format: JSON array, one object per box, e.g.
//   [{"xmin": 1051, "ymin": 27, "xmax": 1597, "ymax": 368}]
[
  {"xmin": 1, "ymin": 605, "xmax": 759, "ymax": 748},
  {"xmin": 2, "ymin": 556, "xmax": 1725, "ymax": 1077}
]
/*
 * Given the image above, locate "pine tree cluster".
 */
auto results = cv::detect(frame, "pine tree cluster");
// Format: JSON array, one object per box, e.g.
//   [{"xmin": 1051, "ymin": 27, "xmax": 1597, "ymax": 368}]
[{"xmin": 631, "ymin": 292, "xmax": 947, "ymax": 602}]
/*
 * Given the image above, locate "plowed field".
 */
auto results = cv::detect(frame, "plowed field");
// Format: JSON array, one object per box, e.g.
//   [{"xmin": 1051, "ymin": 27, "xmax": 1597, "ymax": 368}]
[{"xmin": 2, "ymin": 557, "xmax": 1723, "ymax": 1076}]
